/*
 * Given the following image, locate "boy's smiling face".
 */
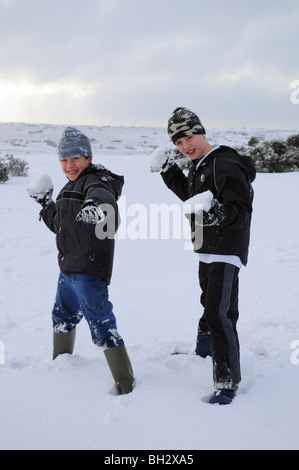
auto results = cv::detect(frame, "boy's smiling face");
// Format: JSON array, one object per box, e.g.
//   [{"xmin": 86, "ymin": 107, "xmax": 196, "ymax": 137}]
[
  {"xmin": 60, "ymin": 156, "xmax": 92, "ymax": 181},
  {"xmin": 175, "ymin": 134, "xmax": 207, "ymax": 160}
]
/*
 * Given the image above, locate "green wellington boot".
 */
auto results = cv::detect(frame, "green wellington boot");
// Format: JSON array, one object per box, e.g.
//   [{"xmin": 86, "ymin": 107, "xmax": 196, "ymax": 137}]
[
  {"xmin": 104, "ymin": 344, "xmax": 135, "ymax": 395},
  {"xmin": 52, "ymin": 328, "xmax": 76, "ymax": 360}
]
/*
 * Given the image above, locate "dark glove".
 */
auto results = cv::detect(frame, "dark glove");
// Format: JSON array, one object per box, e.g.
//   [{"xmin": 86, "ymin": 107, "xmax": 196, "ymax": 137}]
[
  {"xmin": 76, "ymin": 203, "xmax": 105, "ymax": 224},
  {"xmin": 30, "ymin": 188, "xmax": 54, "ymax": 207},
  {"xmin": 185, "ymin": 199, "xmax": 226, "ymax": 227},
  {"xmin": 202, "ymin": 199, "xmax": 226, "ymax": 226}
]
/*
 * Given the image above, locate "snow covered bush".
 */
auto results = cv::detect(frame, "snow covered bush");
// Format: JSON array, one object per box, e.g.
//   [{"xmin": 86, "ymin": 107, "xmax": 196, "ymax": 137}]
[
  {"xmin": 236, "ymin": 133, "xmax": 299, "ymax": 173},
  {"xmin": 0, "ymin": 154, "xmax": 29, "ymax": 182},
  {"xmin": 5, "ymin": 154, "xmax": 29, "ymax": 177},
  {"xmin": 0, "ymin": 157, "xmax": 9, "ymax": 183}
]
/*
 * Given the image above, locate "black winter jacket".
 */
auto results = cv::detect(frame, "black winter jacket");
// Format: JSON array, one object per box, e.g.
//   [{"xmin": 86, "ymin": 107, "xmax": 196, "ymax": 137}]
[
  {"xmin": 40, "ymin": 164, "xmax": 124, "ymax": 284},
  {"xmin": 161, "ymin": 146, "xmax": 256, "ymax": 265}
]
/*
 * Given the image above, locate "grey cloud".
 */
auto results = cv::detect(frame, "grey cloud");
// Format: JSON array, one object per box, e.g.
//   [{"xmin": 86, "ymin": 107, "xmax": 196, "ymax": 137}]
[{"xmin": 0, "ymin": 0, "xmax": 298, "ymax": 129}]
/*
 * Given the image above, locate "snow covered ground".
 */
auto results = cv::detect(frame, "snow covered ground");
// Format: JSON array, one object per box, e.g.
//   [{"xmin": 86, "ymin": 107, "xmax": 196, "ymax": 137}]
[{"xmin": 0, "ymin": 123, "xmax": 298, "ymax": 450}]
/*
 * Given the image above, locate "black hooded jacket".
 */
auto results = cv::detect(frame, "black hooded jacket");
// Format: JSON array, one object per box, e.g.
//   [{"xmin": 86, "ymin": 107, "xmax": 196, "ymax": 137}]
[
  {"xmin": 40, "ymin": 164, "xmax": 124, "ymax": 284},
  {"xmin": 161, "ymin": 146, "xmax": 256, "ymax": 265}
]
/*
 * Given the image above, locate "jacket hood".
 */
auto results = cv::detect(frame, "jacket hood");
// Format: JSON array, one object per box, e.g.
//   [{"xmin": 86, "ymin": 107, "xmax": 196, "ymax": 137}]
[
  {"xmin": 196, "ymin": 145, "xmax": 256, "ymax": 183},
  {"xmin": 229, "ymin": 147, "xmax": 256, "ymax": 183},
  {"xmin": 80, "ymin": 163, "xmax": 125, "ymax": 200}
]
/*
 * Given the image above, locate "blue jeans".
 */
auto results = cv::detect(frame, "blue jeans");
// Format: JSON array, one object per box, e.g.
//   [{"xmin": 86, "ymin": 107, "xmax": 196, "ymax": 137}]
[{"xmin": 52, "ymin": 273, "xmax": 124, "ymax": 349}]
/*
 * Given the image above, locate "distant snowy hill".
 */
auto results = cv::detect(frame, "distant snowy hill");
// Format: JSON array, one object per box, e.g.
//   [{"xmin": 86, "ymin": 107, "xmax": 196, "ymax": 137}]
[{"xmin": 0, "ymin": 122, "xmax": 296, "ymax": 158}]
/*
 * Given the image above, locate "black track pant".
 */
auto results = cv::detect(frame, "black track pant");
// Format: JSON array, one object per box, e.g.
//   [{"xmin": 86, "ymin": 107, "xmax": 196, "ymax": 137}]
[{"xmin": 198, "ymin": 262, "xmax": 241, "ymax": 390}]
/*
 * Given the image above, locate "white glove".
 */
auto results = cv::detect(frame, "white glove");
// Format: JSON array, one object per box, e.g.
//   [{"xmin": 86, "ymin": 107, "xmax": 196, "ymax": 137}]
[{"xmin": 76, "ymin": 204, "xmax": 105, "ymax": 224}]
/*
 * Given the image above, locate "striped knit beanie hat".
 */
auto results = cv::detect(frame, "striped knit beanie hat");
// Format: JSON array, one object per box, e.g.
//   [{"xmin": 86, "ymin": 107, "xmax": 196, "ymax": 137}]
[{"xmin": 58, "ymin": 127, "xmax": 93, "ymax": 161}]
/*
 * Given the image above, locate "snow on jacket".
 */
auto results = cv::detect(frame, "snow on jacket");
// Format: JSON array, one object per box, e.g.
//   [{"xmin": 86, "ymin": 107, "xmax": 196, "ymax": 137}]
[
  {"xmin": 40, "ymin": 164, "xmax": 124, "ymax": 284},
  {"xmin": 161, "ymin": 146, "xmax": 256, "ymax": 266}
]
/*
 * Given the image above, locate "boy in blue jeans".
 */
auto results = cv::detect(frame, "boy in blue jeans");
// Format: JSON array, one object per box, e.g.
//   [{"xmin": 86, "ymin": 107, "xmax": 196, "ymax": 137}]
[{"xmin": 29, "ymin": 127, "xmax": 134, "ymax": 395}]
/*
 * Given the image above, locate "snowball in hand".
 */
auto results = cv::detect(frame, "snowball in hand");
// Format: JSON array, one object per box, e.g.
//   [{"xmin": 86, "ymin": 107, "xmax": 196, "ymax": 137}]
[
  {"xmin": 150, "ymin": 147, "xmax": 173, "ymax": 172},
  {"xmin": 27, "ymin": 174, "xmax": 54, "ymax": 199},
  {"xmin": 184, "ymin": 190, "xmax": 214, "ymax": 215}
]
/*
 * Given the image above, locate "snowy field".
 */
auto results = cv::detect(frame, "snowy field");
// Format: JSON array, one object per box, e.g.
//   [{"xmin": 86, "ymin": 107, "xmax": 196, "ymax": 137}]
[{"xmin": 0, "ymin": 122, "xmax": 298, "ymax": 450}]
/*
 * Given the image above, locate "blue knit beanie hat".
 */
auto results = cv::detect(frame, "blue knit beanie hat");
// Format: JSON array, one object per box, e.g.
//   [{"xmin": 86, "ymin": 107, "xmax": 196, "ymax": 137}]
[{"xmin": 58, "ymin": 127, "xmax": 93, "ymax": 161}]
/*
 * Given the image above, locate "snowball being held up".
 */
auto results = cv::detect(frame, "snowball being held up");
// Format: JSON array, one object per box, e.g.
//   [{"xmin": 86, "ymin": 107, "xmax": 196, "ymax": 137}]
[
  {"xmin": 183, "ymin": 190, "xmax": 214, "ymax": 215},
  {"xmin": 27, "ymin": 174, "xmax": 54, "ymax": 199},
  {"xmin": 150, "ymin": 147, "xmax": 173, "ymax": 172}
]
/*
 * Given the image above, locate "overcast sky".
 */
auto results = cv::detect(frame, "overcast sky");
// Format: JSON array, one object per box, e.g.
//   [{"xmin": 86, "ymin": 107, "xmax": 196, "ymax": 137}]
[{"xmin": 0, "ymin": 0, "xmax": 298, "ymax": 130}]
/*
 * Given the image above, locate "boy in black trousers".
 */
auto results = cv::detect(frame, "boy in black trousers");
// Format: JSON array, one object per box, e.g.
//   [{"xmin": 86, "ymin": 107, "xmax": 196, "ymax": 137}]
[{"xmin": 160, "ymin": 108, "xmax": 256, "ymax": 404}]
